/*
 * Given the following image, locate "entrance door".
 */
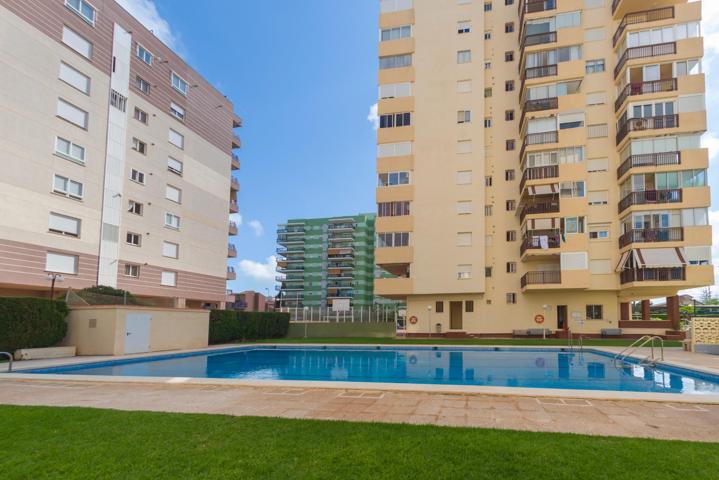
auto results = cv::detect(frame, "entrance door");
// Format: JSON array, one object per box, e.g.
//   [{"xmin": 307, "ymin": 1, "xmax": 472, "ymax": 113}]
[
  {"xmin": 124, "ymin": 313, "xmax": 151, "ymax": 354},
  {"xmin": 450, "ymin": 301, "xmax": 463, "ymax": 330},
  {"xmin": 557, "ymin": 305, "xmax": 567, "ymax": 331}
]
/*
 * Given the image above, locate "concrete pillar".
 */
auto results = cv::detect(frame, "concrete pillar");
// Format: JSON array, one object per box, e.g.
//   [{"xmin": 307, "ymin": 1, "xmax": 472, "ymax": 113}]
[
  {"xmin": 173, "ymin": 297, "xmax": 186, "ymax": 309},
  {"xmin": 620, "ymin": 302, "xmax": 630, "ymax": 322},
  {"xmin": 641, "ymin": 300, "xmax": 651, "ymax": 321},
  {"xmin": 667, "ymin": 295, "xmax": 680, "ymax": 330}
]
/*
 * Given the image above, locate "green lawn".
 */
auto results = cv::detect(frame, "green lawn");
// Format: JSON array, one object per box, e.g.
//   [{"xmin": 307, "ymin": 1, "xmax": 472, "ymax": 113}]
[
  {"xmin": 255, "ymin": 337, "xmax": 683, "ymax": 347},
  {"xmin": 0, "ymin": 406, "xmax": 716, "ymax": 479}
]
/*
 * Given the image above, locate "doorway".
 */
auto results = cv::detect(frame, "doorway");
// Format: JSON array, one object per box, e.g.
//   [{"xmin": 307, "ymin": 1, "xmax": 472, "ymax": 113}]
[
  {"xmin": 124, "ymin": 313, "xmax": 151, "ymax": 354},
  {"xmin": 450, "ymin": 301, "xmax": 463, "ymax": 330},
  {"xmin": 557, "ymin": 305, "xmax": 567, "ymax": 331}
]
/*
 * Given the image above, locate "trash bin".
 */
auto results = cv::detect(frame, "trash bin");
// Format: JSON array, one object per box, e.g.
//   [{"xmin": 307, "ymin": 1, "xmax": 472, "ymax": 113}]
[{"xmin": 435, "ymin": 323, "xmax": 442, "ymax": 333}]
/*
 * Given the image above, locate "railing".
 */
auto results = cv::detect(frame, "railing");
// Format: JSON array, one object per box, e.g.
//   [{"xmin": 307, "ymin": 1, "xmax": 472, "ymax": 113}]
[
  {"xmin": 231, "ymin": 153, "xmax": 240, "ymax": 169},
  {"xmin": 521, "ymin": 271, "xmax": 561, "ymax": 287},
  {"xmin": 620, "ymin": 267, "xmax": 685, "ymax": 284},
  {"xmin": 617, "ymin": 151, "xmax": 680, "ymax": 178},
  {"xmin": 524, "ymin": 64, "xmax": 558, "ymax": 80},
  {"xmin": 229, "ymin": 221, "xmax": 238, "ymax": 235},
  {"xmin": 230, "ymin": 177, "xmax": 240, "ymax": 190},
  {"xmin": 276, "ymin": 247, "xmax": 304, "ymax": 255},
  {"xmin": 328, "ymin": 223, "xmax": 355, "ymax": 230},
  {"xmin": 228, "ymin": 244, "xmax": 237, "ymax": 257},
  {"xmin": 519, "ymin": 201, "xmax": 560, "ymax": 222},
  {"xmin": 618, "ymin": 227, "xmax": 683, "ymax": 248},
  {"xmin": 614, "ymin": 42, "xmax": 676, "ymax": 78},
  {"xmin": 618, "ymin": 188, "xmax": 682, "ymax": 213},
  {"xmin": 613, "ymin": 335, "xmax": 665, "ymax": 368},
  {"xmin": 616, "ymin": 114, "xmax": 678, "ymax": 145},
  {"xmin": 229, "ymin": 201, "xmax": 239, "ymax": 213},
  {"xmin": 523, "ymin": 31, "xmax": 557, "ymax": 49},
  {"xmin": 520, "ymin": 130, "xmax": 558, "ymax": 160},
  {"xmin": 520, "ymin": 97, "xmax": 558, "ymax": 127},
  {"xmin": 614, "ymin": 78, "xmax": 677, "ymax": 112},
  {"xmin": 520, "ymin": 232, "xmax": 561, "ymax": 255},
  {"xmin": 519, "ymin": 165, "xmax": 559, "ymax": 193},
  {"xmin": 277, "ymin": 228, "xmax": 304, "ymax": 234},
  {"xmin": 613, "ymin": 7, "xmax": 675, "ymax": 47}
]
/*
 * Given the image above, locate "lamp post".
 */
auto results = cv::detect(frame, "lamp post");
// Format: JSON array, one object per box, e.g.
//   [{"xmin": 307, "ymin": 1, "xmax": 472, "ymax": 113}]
[
  {"xmin": 46, "ymin": 273, "xmax": 64, "ymax": 299},
  {"xmin": 427, "ymin": 305, "xmax": 432, "ymax": 339}
]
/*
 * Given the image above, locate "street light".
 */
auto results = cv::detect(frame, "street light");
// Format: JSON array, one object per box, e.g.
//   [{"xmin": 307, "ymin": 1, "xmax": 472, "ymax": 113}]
[{"xmin": 46, "ymin": 273, "xmax": 64, "ymax": 299}]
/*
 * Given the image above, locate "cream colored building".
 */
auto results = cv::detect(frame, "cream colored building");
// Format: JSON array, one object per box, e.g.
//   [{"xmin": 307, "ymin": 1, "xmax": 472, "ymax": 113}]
[
  {"xmin": 375, "ymin": 0, "xmax": 712, "ymax": 337},
  {"xmin": 0, "ymin": 0, "xmax": 241, "ymax": 308}
]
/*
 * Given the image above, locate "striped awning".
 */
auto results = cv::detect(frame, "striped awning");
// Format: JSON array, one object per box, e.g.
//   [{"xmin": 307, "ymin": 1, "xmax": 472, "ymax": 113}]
[
  {"xmin": 616, "ymin": 250, "xmax": 632, "ymax": 272},
  {"xmin": 526, "ymin": 184, "xmax": 559, "ymax": 195},
  {"xmin": 634, "ymin": 248, "xmax": 686, "ymax": 268}
]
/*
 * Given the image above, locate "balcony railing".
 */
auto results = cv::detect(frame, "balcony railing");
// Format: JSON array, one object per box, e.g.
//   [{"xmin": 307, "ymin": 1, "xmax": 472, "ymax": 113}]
[
  {"xmin": 229, "ymin": 221, "xmax": 238, "ymax": 235},
  {"xmin": 618, "ymin": 227, "xmax": 683, "ymax": 248},
  {"xmin": 228, "ymin": 244, "xmax": 237, "ymax": 257},
  {"xmin": 229, "ymin": 201, "xmax": 239, "ymax": 213},
  {"xmin": 521, "ymin": 271, "xmax": 561, "ymax": 287},
  {"xmin": 230, "ymin": 177, "xmax": 240, "ymax": 191},
  {"xmin": 614, "ymin": 42, "xmax": 676, "ymax": 78},
  {"xmin": 617, "ymin": 151, "xmax": 680, "ymax": 178},
  {"xmin": 618, "ymin": 189, "xmax": 682, "ymax": 213},
  {"xmin": 520, "ymin": 130, "xmax": 558, "ymax": 160},
  {"xmin": 614, "ymin": 79, "xmax": 677, "ymax": 112},
  {"xmin": 520, "ymin": 232, "xmax": 561, "ymax": 255},
  {"xmin": 620, "ymin": 267, "xmax": 685, "ymax": 284},
  {"xmin": 519, "ymin": 165, "xmax": 559, "ymax": 193},
  {"xmin": 522, "ymin": 31, "xmax": 557, "ymax": 49},
  {"xmin": 519, "ymin": 0, "xmax": 556, "ymax": 24},
  {"xmin": 613, "ymin": 7, "xmax": 675, "ymax": 47},
  {"xmin": 231, "ymin": 153, "xmax": 240, "ymax": 170},
  {"xmin": 520, "ymin": 97, "xmax": 558, "ymax": 126},
  {"xmin": 328, "ymin": 223, "xmax": 355, "ymax": 230},
  {"xmin": 616, "ymin": 114, "xmax": 678, "ymax": 145},
  {"xmin": 227, "ymin": 267, "xmax": 236, "ymax": 280},
  {"xmin": 524, "ymin": 64, "xmax": 558, "ymax": 81},
  {"xmin": 519, "ymin": 201, "xmax": 560, "ymax": 223}
]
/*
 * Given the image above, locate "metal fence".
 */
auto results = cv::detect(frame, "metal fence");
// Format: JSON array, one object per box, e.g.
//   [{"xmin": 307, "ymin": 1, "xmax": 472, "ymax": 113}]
[{"xmin": 277, "ymin": 305, "xmax": 402, "ymax": 324}]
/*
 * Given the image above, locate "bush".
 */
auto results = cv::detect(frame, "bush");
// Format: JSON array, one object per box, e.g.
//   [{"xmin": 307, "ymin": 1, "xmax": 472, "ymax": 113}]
[
  {"xmin": 209, "ymin": 310, "xmax": 290, "ymax": 344},
  {"xmin": 0, "ymin": 298, "xmax": 69, "ymax": 352}
]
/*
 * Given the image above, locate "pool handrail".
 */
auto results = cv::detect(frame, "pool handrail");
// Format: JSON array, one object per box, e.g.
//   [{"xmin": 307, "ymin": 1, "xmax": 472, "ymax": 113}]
[{"xmin": 613, "ymin": 335, "xmax": 664, "ymax": 368}]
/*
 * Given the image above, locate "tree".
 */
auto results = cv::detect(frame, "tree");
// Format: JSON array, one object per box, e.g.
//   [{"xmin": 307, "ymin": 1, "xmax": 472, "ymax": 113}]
[{"xmin": 699, "ymin": 286, "xmax": 713, "ymax": 305}]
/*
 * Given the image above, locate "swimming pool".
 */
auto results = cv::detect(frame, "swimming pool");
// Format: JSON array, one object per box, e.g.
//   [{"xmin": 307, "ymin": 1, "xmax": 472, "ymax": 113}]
[{"xmin": 24, "ymin": 346, "xmax": 719, "ymax": 395}]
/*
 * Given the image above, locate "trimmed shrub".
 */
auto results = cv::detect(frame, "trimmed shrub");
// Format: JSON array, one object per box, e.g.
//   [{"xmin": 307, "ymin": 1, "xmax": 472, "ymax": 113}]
[
  {"xmin": 0, "ymin": 298, "xmax": 69, "ymax": 352},
  {"xmin": 209, "ymin": 310, "xmax": 290, "ymax": 344}
]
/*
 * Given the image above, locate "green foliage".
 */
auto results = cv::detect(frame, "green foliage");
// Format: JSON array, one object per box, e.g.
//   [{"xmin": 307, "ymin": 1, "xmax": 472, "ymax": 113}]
[
  {"xmin": 0, "ymin": 298, "xmax": 69, "ymax": 352},
  {"xmin": 208, "ymin": 310, "xmax": 290, "ymax": 343},
  {"xmin": 73, "ymin": 286, "xmax": 146, "ymax": 306}
]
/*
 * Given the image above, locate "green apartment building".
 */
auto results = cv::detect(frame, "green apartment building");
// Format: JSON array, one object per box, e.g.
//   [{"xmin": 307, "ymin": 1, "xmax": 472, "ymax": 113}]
[{"xmin": 276, "ymin": 214, "xmax": 379, "ymax": 308}]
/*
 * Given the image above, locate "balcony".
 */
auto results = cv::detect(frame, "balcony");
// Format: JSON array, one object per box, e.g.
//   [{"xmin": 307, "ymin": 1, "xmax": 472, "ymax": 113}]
[
  {"xmin": 228, "ymin": 244, "xmax": 237, "ymax": 258},
  {"xmin": 618, "ymin": 189, "xmax": 682, "ymax": 213},
  {"xmin": 329, "ymin": 234, "xmax": 354, "ymax": 242},
  {"xmin": 614, "ymin": 79, "xmax": 677, "ymax": 112},
  {"xmin": 230, "ymin": 177, "xmax": 239, "ymax": 191},
  {"xmin": 328, "ymin": 222, "xmax": 355, "ymax": 231},
  {"xmin": 519, "ymin": 0, "xmax": 556, "ymax": 24},
  {"xmin": 620, "ymin": 267, "xmax": 685, "ymax": 284},
  {"xmin": 616, "ymin": 114, "xmax": 678, "ymax": 145},
  {"xmin": 520, "ymin": 232, "xmax": 561, "ymax": 256},
  {"xmin": 524, "ymin": 64, "xmax": 557, "ymax": 81},
  {"xmin": 519, "ymin": 200, "xmax": 560, "ymax": 223},
  {"xmin": 231, "ymin": 154, "xmax": 240, "ymax": 170},
  {"xmin": 521, "ymin": 271, "xmax": 561, "ymax": 288},
  {"xmin": 277, "ymin": 226, "xmax": 305, "ymax": 235},
  {"xmin": 617, "ymin": 151, "xmax": 680, "ymax": 179},
  {"xmin": 227, "ymin": 267, "xmax": 236, "ymax": 280},
  {"xmin": 614, "ymin": 42, "xmax": 676, "ymax": 79},
  {"xmin": 520, "ymin": 97, "xmax": 558, "ymax": 127},
  {"xmin": 277, "ymin": 248, "xmax": 304, "ymax": 258},
  {"xmin": 275, "ymin": 275, "xmax": 303, "ymax": 282},
  {"xmin": 519, "ymin": 165, "xmax": 559, "ymax": 193},
  {"xmin": 231, "ymin": 133, "xmax": 241, "ymax": 149},
  {"xmin": 522, "ymin": 31, "xmax": 557, "ymax": 49},
  {"xmin": 229, "ymin": 221, "xmax": 238, "ymax": 236},
  {"xmin": 618, "ymin": 227, "xmax": 683, "ymax": 248},
  {"xmin": 613, "ymin": 6, "xmax": 675, "ymax": 47},
  {"xmin": 520, "ymin": 130, "xmax": 558, "ymax": 160},
  {"xmin": 229, "ymin": 201, "xmax": 239, "ymax": 213}
]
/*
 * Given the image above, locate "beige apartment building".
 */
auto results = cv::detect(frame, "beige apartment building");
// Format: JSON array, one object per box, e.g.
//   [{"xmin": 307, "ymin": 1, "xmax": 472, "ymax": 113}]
[
  {"xmin": 375, "ymin": 0, "xmax": 712, "ymax": 337},
  {"xmin": 0, "ymin": 0, "xmax": 241, "ymax": 308}
]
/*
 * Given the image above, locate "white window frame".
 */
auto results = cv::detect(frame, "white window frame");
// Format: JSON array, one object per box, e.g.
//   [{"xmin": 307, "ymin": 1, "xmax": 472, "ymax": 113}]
[
  {"xmin": 133, "ymin": 107, "xmax": 148, "ymax": 124},
  {"xmin": 126, "ymin": 232, "xmax": 141, "ymax": 246},
  {"xmin": 57, "ymin": 99, "xmax": 88, "ymax": 129},
  {"xmin": 165, "ymin": 213, "xmax": 181, "ymax": 230},
  {"xmin": 65, "ymin": 0, "xmax": 96, "ymax": 25},
  {"xmin": 168, "ymin": 129, "xmax": 185, "ymax": 149},
  {"xmin": 61, "ymin": 26, "xmax": 92, "ymax": 58},
  {"xmin": 49, "ymin": 212, "xmax": 81, "ymax": 237},
  {"xmin": 136, "ymin": 44, "xmax": 153, "ymax": 65},
  {"xmin": 127, "ymin": 200, "xmax": 143, "ymax": 216},
  {"xmin": 162, "ymin": 241, "xmax": 179, "ymax": 259},
  {"xmin": 58, "ymin": 62, "xmax": 90, "ymax": 94},
  {"xmin": 124, "ymin": 264, "xmax": 140, "ymax": 277},
  {"xmin": 130, "ymin": 169, "xmax": 145, "ymax": 185},
  {"xmin": 160, "ymin": 271, "xmax": 177, "ymax": 287},
  {"xmin": 171, "ymin": 72, "xmax": 189, "ymax": 95},
  {"xmin": 54, "ymin": 136, "xmax": 86, "ymax": 164},
  {"xmin": 165, "ymin": 184, "xmax": 182, "ymax": 204},
  {"xmin": 52, "ymin": 174, "xmax": 84, "ymax": 200},
  {"xmin": 167, "ymin": 157, "xmax": 183, "ymax": 176},
  {"xmin": 45, "ymin": 251, "xmax": 78, "ymax": 274},
  {"xmin": 170, "ymin": 102, "xmax": 185, "ymax": 121}
]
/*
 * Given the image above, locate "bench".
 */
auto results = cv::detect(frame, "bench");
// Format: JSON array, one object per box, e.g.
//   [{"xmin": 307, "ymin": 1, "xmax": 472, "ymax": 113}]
[
  {"xmin": 601, "ymin": 328, "xmax": 623, "ymax": 337},
  {"xmin": 513, "ymin": 329, "xmax": 551, "ymax": 337}
]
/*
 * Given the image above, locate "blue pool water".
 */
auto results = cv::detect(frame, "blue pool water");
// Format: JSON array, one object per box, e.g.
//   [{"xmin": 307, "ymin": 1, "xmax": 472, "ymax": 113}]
[{"xmin": 25, "ymin": 346, "xmax": 719, "ymax": 395}]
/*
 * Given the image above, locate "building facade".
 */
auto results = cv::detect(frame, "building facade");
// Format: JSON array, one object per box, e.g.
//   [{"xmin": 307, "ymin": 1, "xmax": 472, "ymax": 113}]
[
  {"xmin": 375, "ymin": 0, "xmax": 712, "ymax": 336},
  {"xmin": 231, "ymin": 290, "xmax": 275, "ymax": 312},
  {"xmin": 276, "ymin": 214, "xmax": 379, "ymax": 308},
  {"xmin": 0, "ymin": 0, "xmax": 241, "ymax": 307}
]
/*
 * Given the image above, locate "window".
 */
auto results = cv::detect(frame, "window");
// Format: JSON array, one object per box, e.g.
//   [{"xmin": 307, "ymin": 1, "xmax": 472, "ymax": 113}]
[
  {"xmin": 505, "ymin": 110, "xmax": 515, "ymax": 121},
  {"xmin": 587, "ymin": 124, "xmax": 608, "ymax": 138},
  {"xmin": 465, "ymin": 301, "xmax": 474, "ymax": 312},
  {"xmin": 380, "ymin": 0, "xmax": 412, "ymax": 13},
  {"xmin": 58, "ymin": 62, "xmax": 90, "ymax": 93},
  {"xmin": 379, "ymin": 82, "xmax": 412, "ymax": 99},
  {"xmin": 57, "ymin": 99, "xmax": 88, "ymax": 129},
  {"xmin": 456, "ymin": 140, "xmax": 472, "ymax": 153},
  {"xmin": 380, "ymin": 25, "xmax": 412, "ymax": 41},
  {"xmin": 506, "ymin": 139, "xmax": 515, "ymax": 151},
  {"xmin": 484, "ymin": 88, "xmax": 492, "ymax": 98},
  {"xmin": 62, "ymin": 26, "xmax": 92, "ymax": 58},
  {"xmin": 564, "ymin": 216, "xmax": 585, "ymax": 234},
  {"xmin": 589, "ymin": 224, "xmax": 610, "ymax": 239},
  {"xmin": 457, "ymin": 232, "xmax": 472, "ymax": 246},
  {"xmin": 457, "ymin": 50, "xmax": 471, "ymax": 64},
  {"xmin": 506, "ymin": 262, "xmax": 517, "ymax": 273},
  {"xmin": 132, "ymin": 138, "xmax": 147, "ymax": 155},
  {"xmin": 171, "ymin": 72, "xmax": 189, "ymax": 95},
  {"xmin": 134, "ymin": 107, "xmax": 148, "ymax": 124},
  {"xmin": 124, "ymin": 264, "xmax": 140, "ymax": 277},
  {"xmin": 126, "ymin": 232, "xmax": 141, "ymax": 246},
  {"xmin": 456, "ymin": 170, "xmax": 472, "ymax": 185},
  {"xmin": 484, "ymin": 118, "xmax": 492, "ymax": 128},
  {"xmin": 130, "ymin": 169, "xmax": 145, "ymax": 184},
  {"xmin": 485, "ymin": 176, "xmax": 493, "ymax": 187},
  {"xmin": 484, "ymin": 31, "xmax": 492, "ymax": 40},
  {"xmin": 136, "ymin": 44, "xmax": 153, "ymax": 64},
  {"xmin": 457, "ymin": 264, "xmax": 472, "ymax": 279},
  {"xmin": 506, "ymin": 293, "xmax": 517, "ymax": 304},
  {"xmin": 506, "ymin": 230, "xmax": 516, "ymax": 241},
  {"xmin": 166, "ymin": 185, "xmax": 182, "ymax": 204},
  {"xmin": 165, "ymin": 213, "xmax": 181, "ymax": 230},
  {"xmin": 505, "ymin": 0, "xmax": 514, "ymax": 4},
  {"xmin": 506, "ymin": 200, "xmax": 516, "ymax": 211},
  {"xmin": 65, "ymin": 0, "xmax": 96, "ymax": 24},
  {"xmin": 162, "ymin": 241, "xmax": 179, "ymax": 259},
  {"xmin": 109, "ymin": 90, "xmax": 127, "ymax": 112},
  {"xmin": 379, "ymin": 54, "xmax": 412, "ymax": 69},
  {"xmin": 380, "ymin": 112, "xmax": 411, "ymax": 128},
  {"xmin": 127, "ymin": 200, "xmax": 143, "ymax": 215},
  {"xmin": 168, "ymin": 129, "xmax": 184, "ymax": 149},
  {"xmin": 484, "ymin": 2, "xmax": 492, "ymax": 11},
  {"xmin": 436, "ymin": 301, "xmax": 444, "ymax": 313},
  {"xmin": 49, "ymin": 212, "xmax": 81, "ymax": 237},
  {"xmin": 505, "ymin": 23, "xmax": 514, "ymax": 33},
  {"xmin": 377, "ymin": 201, "xmax": 410, "ymax": 217},
  {"xmin": 167, "ymin": 157, "xmax": 183, "ymax": 176},
  {"xmin": 170, "ymin": 102, "xmax": 185, "ymax": 121},
  {"xmin": 484, "ymin": 61, "xmax": 492, "ymax": 70},
  {"xmin": 377, "ymin": 232, "xmax": 410, "ymax": 247},
  {"xmin": 505, "ymin": 80, "xmax": 514, "ymax": 92},
  {"xmin": 136, "ymin": 76, "xmax": 150, "ymax": 94},
  {"xmin": 54, "ymin": 137, "xmax": 85, "ymax": 164},
  {"xmin": 457, "ymin": 80, "xmax": 472, "ymax": 93},
  {"xmin": 45, "ymin": 252, "xmax": 78, "ymax": 274},
  {"xmin": 586, "ymin": 305, "xmax": 603, "ymax": 320},
  {"xmin": 505, "ymin": 169, "xmax": 515, "ymax": 181},
  {"xmin": 588, "ymin": 191, "xmax": 609, "ymax": 205},
  {"xmin": 505, "ymin": 51, "xmax": 514, "ymax": 62},
  {"xmin": 585, "ymin": 59, "xmax": 605, "ymax": 74},
  {"xmin": 377, "ymin": 141, "xmax": 412, "ymax": 157},
  {"xmin": 457, "ymin": 110, "xmax": 471, "ymax": 124},
  {"xmin": 378, "ymin": 171, "xmax": 410, "ymax": 186},
  {"xmin": 160, "ymin": 271, "xmax": 177, "ymax": 287},
  {"xmin": 485, "ymin": 205, "xmax": 493, "ymax": 216},
  {"xmin": 458, "ymin": 21, "xmax": 471, "ymax": 34},
  {"xmin": 586, "ymin": 92, "xmax": 606, "ymax": 106},
  {"xmin": 52, "ymin": 174, "xmax": 83, "ymax": 199},
  {"xmin": 560, "ymin": 181, "xmax": 585, "ymax": 198},
  {"xmin": 587, "ymin": 158, "xmax": 608, "ymax": 172},
  {"xmin": 457, "ymin": 201, "xmax": 472, "ymax": 214},
  {"xmin": 485, "ymin": 267, "xmax": 493, "ymax": 277}
]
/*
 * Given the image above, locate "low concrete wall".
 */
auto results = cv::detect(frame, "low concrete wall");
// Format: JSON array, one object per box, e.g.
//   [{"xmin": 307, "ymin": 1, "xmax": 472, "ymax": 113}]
[
  {"xmin": 64, "ymin": 305, "xmax": 209, "ymax": 355},
  {"xmin": 286, "ymin": 322, "xmax": 395, "ymax": 338}
]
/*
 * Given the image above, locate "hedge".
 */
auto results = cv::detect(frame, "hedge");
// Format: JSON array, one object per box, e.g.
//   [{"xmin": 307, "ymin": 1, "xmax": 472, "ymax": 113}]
[
  {"xmin": 209, "ymin": 310, "xmax": 290, "ymax": 344},
  {"xmin": 0, "ymin": 298, "xmax": 69, "ymax": 352}
]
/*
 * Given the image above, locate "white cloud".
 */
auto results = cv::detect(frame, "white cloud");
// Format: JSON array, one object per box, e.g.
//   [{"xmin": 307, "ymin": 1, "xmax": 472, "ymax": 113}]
[
  {"xmin": 701, "ymin": 1, "xmax": 719, "ymax": 54},
  {"xmin": 114, "ymin": 0, "xmax": 185, "ymax": 55},
  {"xmin": 238, "ymin": 256, "xmax": 277, "ymax": 282},
  {"xmin": 367, "ymin": 103, "xmax": 379, "ymax": 130},
  {"xmin": 248, "ymin": 219, "xmax": 264, "ymax": 236},
  {"xmin": 702, "ymin": 132, "xmax": 719, "ymax": 164}
]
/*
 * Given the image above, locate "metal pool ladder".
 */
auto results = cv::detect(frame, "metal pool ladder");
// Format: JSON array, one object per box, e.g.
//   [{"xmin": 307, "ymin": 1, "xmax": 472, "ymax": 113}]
[
  {"xmin": 613, "ymin": 336, "xmax": 664, "ymax": 368},
  {"xmin": 567, "ymin": 332, "xmax": 584, "ymax": 353},
  {"xmin": 1, "ymin": 352, "xmax": 12, "ymax": 372}
]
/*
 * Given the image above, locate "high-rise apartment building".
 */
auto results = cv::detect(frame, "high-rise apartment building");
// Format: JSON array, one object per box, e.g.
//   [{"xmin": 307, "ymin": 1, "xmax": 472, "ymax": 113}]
[
  {"xmin": 0, "ymin": 0, "xmax": 242, "ymax": 308},
  {"xmin": 375, "ymin": 0, "xmax": 712, "ymax": 336},
  {"xmin": 276, "ymin": 214, "xmax": 379, "ymax": 308}
]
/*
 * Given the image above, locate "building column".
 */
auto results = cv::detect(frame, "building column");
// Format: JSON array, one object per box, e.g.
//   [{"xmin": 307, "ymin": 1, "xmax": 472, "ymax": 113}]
[
  {"xmin": 641, "ymin": 300, "xmax": 651, "ymax": 321},
  {"xmin": 620, "ymin": 302, "xmax": 630, "ymax": 322},
  {"xmin": 173, "ymin": 297, "xmax": 186, "ymax": 309},
  {"xmin": 667, "ymin": 295, "xmax": 680, "ymax": 330}
]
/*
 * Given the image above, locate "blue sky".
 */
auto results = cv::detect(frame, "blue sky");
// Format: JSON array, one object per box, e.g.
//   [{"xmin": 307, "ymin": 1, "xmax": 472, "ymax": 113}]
[{"xmin": 118, "ymin": 0, "xmax": 719, "ymax": 298}]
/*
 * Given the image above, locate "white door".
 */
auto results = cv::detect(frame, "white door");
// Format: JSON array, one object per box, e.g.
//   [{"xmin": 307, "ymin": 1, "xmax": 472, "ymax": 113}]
[{"xmin": 124, "ymin": 313, "xmax": 151, "ymax": 354}]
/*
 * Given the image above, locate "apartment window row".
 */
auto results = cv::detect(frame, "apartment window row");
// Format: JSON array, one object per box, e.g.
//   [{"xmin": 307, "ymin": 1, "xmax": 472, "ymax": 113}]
[
  {"xmin": 380, "ymin": 25, "xmax": 412, "ymax": 42},
  {"xmin": 378, "ymin": 171, "xmax": 410, "ymax": 187},
  {"xmin": 377, "ymin": 232, "xmax": 410, "ymax": 248},
  {"xmin": 621, "ymin": 22, "xmax": 701, "ymax": 54},
  {"xmin": 526, "ymin": 45, "xmax": 582, "ymax": 68},
  {"xmin": 377, "ymin": 201, "xmax": 410, "ymax": 217},
  {"xmin": 380, "ymin": 112, "xmax": 411, "ymax": 128},
  {"xmin": 380, "ymin": 0, "xmax": 412, "ymax": 14},
  {"xmin": 379, "ymin": 82, "xmax": 412, "ymax": 99},
  {"xmin": 434, "ymin": 301, "xmax": 474, "ymax": 314},
  {"xmin": 380, "ymin": 54, "xmax": 412, "ymax": 70}
]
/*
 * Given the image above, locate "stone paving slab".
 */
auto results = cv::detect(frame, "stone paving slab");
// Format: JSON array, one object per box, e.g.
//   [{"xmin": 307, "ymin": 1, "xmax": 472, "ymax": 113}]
[{"xmin": 1, "ymin": 378, "xmax": 718, "ymax": 442}]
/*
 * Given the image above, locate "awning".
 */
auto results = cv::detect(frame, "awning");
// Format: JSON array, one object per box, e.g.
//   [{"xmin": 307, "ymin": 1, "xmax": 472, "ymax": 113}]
[
  {"xmin": 634, "ymin": 248, "xmax": 686, "ymax": 268},
  {"xmin": 527, "ymin": 184, "xmax": 559, "ymax": 195},
  {"xmin": 616, "ymin": 250, "xmax": 632, "ymax": 272}
]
